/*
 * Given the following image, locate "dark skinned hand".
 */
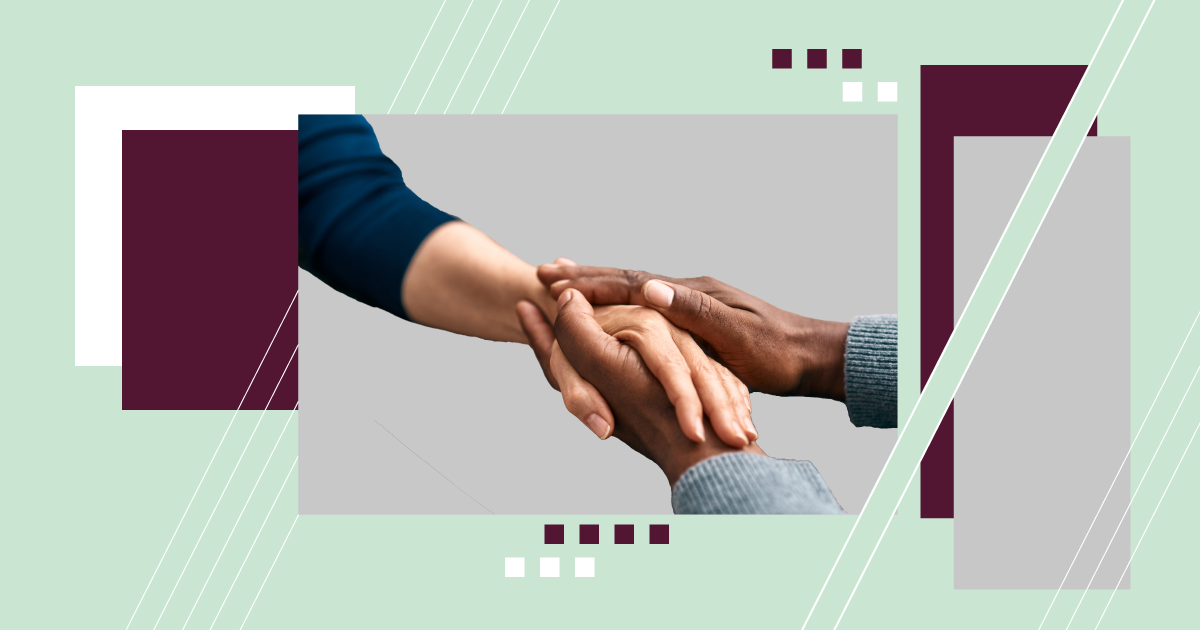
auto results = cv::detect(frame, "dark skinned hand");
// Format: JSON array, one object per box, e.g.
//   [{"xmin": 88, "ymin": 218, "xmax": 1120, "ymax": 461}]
[{"xmin": 537, "ymin": 264, "xmax": 851, "ymax": 400}]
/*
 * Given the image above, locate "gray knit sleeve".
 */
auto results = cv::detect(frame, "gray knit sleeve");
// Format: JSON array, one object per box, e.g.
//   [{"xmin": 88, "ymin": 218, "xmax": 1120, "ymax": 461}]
[
  {"xmin": 844, "ymin": 314, "xmax": 898, "ymax": 428},
  {"xmin": 671, "ymin": 453, "xmax": 846, "ymax": 514}
]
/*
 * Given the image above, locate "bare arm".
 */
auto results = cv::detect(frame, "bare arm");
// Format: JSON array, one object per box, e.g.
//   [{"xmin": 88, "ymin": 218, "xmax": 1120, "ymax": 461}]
[{"xmin": 402, "ymin": 221, "xmax": 559, "ymax": 343}]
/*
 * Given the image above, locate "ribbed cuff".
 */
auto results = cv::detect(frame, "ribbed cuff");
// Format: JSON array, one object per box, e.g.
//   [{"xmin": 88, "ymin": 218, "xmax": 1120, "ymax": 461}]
[
  {"xmin": 844, "ymin": 314, "xmax": 899, "ymax": 428},
  {"xmin": 671, "ymin": 453, "xmax": 846, "ymax": 515}
]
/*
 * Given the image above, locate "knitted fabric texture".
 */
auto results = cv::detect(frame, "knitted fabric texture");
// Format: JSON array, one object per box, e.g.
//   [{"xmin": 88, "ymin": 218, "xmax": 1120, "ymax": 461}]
[
  {"xmin": 672, "ymin": 452, "xmax": 845, "ymax": 514},
  {"xmin": 844, "ymin": 314, "xmax": 898, "ymax": 428}
]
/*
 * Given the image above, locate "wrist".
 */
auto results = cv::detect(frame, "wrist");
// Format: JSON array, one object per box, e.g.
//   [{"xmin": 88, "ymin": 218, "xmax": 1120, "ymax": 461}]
[
  {"xmin": 661, "ymin": 433, "xmax": 767, "ymax": 487},
  {"xmin": 786, "ymin": 316, "xmax": 850, "ymax": 401}
]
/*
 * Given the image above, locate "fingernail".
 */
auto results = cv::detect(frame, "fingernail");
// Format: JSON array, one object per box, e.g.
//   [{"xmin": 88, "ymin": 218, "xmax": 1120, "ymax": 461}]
[
  {"xmin": 744, "ymin": 396, "xmax": 751, "ymax": 411},
  {"xmin": 584, "ymin": 414, "xmax": 609, "ymax": 439},
  {"xmin": 645, "ymin": 280, "xmax": 673, "ymax": 308},
  {"xmin": 545, "ymin": 263, "xmax": 560, "ymax": 270},
  {"xmin": 742, "ymin": 416, "xmax": 758, "ymax": 441},
  {"xmin": 558, "ymin": 289, "xmax": 573, "ymax": 307},
  {"xmin": 694, "ymin": 416, "xmax": 706, "ymax": 442}
]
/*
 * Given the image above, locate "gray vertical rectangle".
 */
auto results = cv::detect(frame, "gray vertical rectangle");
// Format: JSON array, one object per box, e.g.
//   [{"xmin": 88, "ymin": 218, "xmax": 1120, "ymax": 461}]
[
  {"xmin": 299, "ymin": 115, "xmax": 899, "ymax": 514},
  {"xmin": 954, "ymin": 136, "xmax": 1131, "ymax": 589}
]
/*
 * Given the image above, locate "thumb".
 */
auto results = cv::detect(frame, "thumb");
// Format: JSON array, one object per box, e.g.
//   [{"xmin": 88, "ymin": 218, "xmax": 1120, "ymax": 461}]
[
  {"xmin": 641, "ymin": 279, "xmax": 742, "ymax": 346},
  {"xmin": 553, "ymin": 289, "xmax": 620, "ymax": 382}
]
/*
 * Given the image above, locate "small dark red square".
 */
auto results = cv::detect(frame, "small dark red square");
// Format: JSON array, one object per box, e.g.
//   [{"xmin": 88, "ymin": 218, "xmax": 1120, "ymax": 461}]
[
  {"xmin": 614, "ymin": 524, "xmax": 634, "ymax": 544},
  {"xmin": 807, "ymin": 49, "xmax": 827, "ymax": 69},
  {"xmin": 842, "ymin": 49, "xmax": 862, "ymax": 69},
  {"xmin": 772, "ymin": 48, "xmax": 792, "ymax": 69},
  {"xmin": 579, "ymin": 524, "xmax": 599, "ymax": 545},
  {"xmin": 649, "ymin": 524, "xmax": 669, "ymax": 544},
  {"xmin": 544, "ymin": 524, "xmax": 564, "ymax": 544}
]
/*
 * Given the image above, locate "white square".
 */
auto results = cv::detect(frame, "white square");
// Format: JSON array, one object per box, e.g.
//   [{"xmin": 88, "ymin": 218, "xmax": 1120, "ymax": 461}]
[
  {"xmin": 878, "ymin": 82, "xmax": 898, "ymax": 102},
  {"xmin": 575, "ymin": 557, "xmax": 595, "ymax": 578},
  {"xmin": 540, "ymin": 557, "xmax": 560, "ymax": 577},
  {"xmin": 504, "ymin": 557, "xmax": 524, "ymax": 578},
  {"xmin": 74, "ymin": 86, "xmax": 355, "ymax": 366},
  {"xmin": 842, "ymin": 82, "xmax": 863, "ymax": 102}
]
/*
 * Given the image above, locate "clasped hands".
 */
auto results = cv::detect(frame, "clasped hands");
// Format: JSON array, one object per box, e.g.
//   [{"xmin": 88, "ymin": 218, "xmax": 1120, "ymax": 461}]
[{"xmin": 517, "ymin": 260, "xmax": 850, "ymax": 486}]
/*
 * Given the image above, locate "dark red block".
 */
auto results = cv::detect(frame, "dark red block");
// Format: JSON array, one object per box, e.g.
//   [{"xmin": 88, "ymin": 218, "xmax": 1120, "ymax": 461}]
[
  {"xmin": 544, "ymin": 524, "xmax": 564, "ymax": 544},
  {"xmin": 842, "ymin": 49, "xmax": 862, "ymax": 69},
  {"xmin": 807, "ymin": 49, "xmax": 827, "ymax": 69},
  {"xmin": 919, "ymin": 66, "xmax": 1098, "ymax": 518},
  {"xmin": 772, "ymin": 48, "xmax": 792, "ymax": 69},
  {"xmin": 579, "ymin": 524, "xmax": 599, "ymax": 545},
  {"xmin": 649, "ymin": 524, "xmax": 669, "ymax": 545},
  {"xmin": 123, "ymin": 130, "xmax": 298, "ymax": 411},
  {"xmin": 614, "ymin": 524, "xmax": 634, "ymax": 544}
]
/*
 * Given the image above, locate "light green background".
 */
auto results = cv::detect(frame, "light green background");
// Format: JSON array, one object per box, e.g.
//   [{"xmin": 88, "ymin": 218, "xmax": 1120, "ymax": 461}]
[{"xmin": 3, "ymin": 0, "xmax": 1198, "ymax": 628}]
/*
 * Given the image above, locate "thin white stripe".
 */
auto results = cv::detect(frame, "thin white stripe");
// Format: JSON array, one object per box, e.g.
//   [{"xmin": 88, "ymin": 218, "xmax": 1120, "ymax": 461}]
[
  {"xmin": 123, "ymin": 291, "xmax": 296, "ymax": 630},
  {"xmin": 445, "ymin": 0, "xmax": 505, "ymax": 114},
  {"xmin": 1040, "ymin": 310, "xmax": 1198, "ymax": 629},
  {"xmin": 415, "ymin": 0, "xmax": 476, "ymax": 114},
  {"xmin": 238, "ymin": 514, "xmax": 300, "ymax": 630},
  {"xmin": 181, "ymin": 403, "xmax": 299, "ymax": 629},
  {"xmin": 386, "ymin": 0, "xmax": 450, "ymax": 115},
  {"xmin": 1094, "ymin": 376, "xmax": 1200, "ymax": 628},
  {"xmin": 208, "ymin": 456, "xmax": 298, "ymax": 630},
  {"xmin": 1064, "ymin": 359, "xmax": 1198, "ymax": 628},
  {"xmin": 830, "ymin": 3, "xmax": 1153, "ymax": 627},
  {"xmin": 501, "ymin": 0, "xmax": 561, "ymax": 114},
  {"xmin": 471, "ymin": 0, "xmax": 531, "ymax": 114},
  {"xmin": 150, "ymin": 346, "xmax": 299, "ymax": 630},
  {"xmin": 801, "ymin": 0, "xmax": 1129, "ymax": 625}
]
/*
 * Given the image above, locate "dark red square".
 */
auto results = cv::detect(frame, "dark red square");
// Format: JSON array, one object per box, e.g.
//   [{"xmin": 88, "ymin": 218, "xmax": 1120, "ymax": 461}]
[
  {"xmin": 842, "ymin": 49, "xmax": 862, "ymax": 69},
  {"xmin": 614, "ymin": 524, "xmax": 634, "ymax": 544},
  {"xmin": 544, "ymin": 524, "xmax": 564, "ymax": 544},
  {"xmin": 807, "ymin": 49, "xmax": 827, "ymax": 69},
  {"xmin": 579, "ymin": 524, "xmax": 599, "ymax": 544},
  {"xmin": 649, "ymin": 524, "xmax": 669, "ymax": 544},
  {"xmin": 772, "ymin": 48, "xmax": 792, "ymax": 69}
]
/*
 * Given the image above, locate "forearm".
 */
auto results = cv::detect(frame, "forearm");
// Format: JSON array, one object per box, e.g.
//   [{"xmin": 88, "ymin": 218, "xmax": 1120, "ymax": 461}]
[{"xmin": 402, "ymin": 221, "xmax": 558, "ymax": 343}]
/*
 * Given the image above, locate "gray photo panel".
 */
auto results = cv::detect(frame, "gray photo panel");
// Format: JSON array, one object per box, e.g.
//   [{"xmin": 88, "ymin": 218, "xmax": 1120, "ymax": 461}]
[
  {"xmin": 954, "ymin": 136, "xmax": 1131, "ymax": 589},
  {"xmin": 300, "ymin": 115, "xmax": 898, "ymax": 514}
]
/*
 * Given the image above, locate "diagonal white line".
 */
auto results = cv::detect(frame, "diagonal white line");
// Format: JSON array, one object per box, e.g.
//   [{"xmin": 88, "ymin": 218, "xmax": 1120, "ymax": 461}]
[
  {"xmin": 387, "ymin": 0, "xmax": 450, "ymax": 114},
  {"xmin": 151, "ymin": 346, "xmax": 299, "ymax": 630},
  {"xmin": 471, "ymin": 0, "xmax": 530, "ymax": 114},
  {"xmin": 1040, "ymin": 309, "xmax": 1198, "ymax": 629},
  {"xmin": 123, "ymin": 291, "xmax": 296, "ymax": 630},
  {"xmin": 208, "ymin": 456, "xmax": 297, "ymax": 630},
  {"xmin": 238, "ymin": 514, "xmax": 300, "ymax": 630},
  {"xmin": 1064, "ymin": 358, "xmax": 1198, "ymax": 629},
  {"xmin": 829, "ymin": 4, "xmax": 1154, "ymax": 628},
  {"xmin": 1095, "ymin": 377, "xmax": 1200, "ymax": 628},
  {"xmin": 801, "ymin": 3, "xmax": 1129, "ymax": 628},
  {"xmin": 415, "ymin": 0, "xmax": 477, "ymax": 114},
  {"xmin": 444, "ymin": 0, "xmax": 505, "ymax": 114},
  {"xmin": 500, "ymin": 0, "xmax": 561, "ymax": 114},
  {"xmin": 181, "ymin": 402, "xmax": 299, "ymax": 629}
]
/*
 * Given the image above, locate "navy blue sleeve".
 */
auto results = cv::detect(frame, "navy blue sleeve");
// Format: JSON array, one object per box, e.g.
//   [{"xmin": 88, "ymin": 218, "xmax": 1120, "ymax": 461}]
[{"xmin": 298, "ymin": 114, "xmax": 458, "ymax": 321}]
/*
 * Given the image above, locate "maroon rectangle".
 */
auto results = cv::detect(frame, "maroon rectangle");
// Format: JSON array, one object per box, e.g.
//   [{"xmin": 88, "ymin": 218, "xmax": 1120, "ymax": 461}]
[
  {"xmin": 579, "ymin": 524, "xmax": 599, "ymax": 544},
  {"xmin": 649, "ymin": 524, "xmax": 669, "ymax": 544},
  {"xmin": 122, "ymin": 130, "xmax": 299, "ymax": 411},
  {"xmin": 614, "ymin": 524, "xmax": 634, "ymax": 544},
  {"xmin": 919, "ymin": 66, "xmax": 1097, "ymax": 517},
  {"xmin": 807, "ymin": 49, "xmax": 827, "ymax": 69},
  {"xmin": 544, "ymin": 524, "xmax": 564, "ymax": 544},
  {"xmin": 772, "ymin": 48, "xmax": 793, "ymax": 69},
  {"xmin": 842, "ymin": 49, "xmax": 862, "ymax": 69}
]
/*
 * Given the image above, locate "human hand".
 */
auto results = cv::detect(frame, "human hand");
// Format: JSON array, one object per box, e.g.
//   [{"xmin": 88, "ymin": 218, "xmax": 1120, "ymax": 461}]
[
  {"xmin": 551, "ymin": 289, "xmax": 767, "ymax": 486},
  {"xmin": 537, "ymin": 264, "xmax": 850, "ymax": 399},
  {"xmin": 518, "ymin": 298, "xmax": 756, "ymax": 448}
]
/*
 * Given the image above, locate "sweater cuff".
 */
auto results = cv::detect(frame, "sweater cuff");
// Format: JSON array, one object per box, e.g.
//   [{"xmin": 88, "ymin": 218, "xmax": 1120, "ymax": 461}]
[
  {"xmin": 844, "ymin": 314, "xmax": 899, "ymax": 428},
  {"xmin": 671, "ymin": 453, "xmax": 846, "ymax": 515}
]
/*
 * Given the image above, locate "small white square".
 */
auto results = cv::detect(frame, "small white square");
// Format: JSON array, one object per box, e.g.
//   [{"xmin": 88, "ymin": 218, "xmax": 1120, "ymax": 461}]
[
  {"xmin": 540, "ymin": 557, "xmax": 560, "ymax": 578},
  {"xmin": 504, "ymin": 557, "xmax": 524, "ymax": 578},
  {"xmin": 878, "ymin": 82, "xmax": 898, "ymax": 102},
  {"xmin": 842, "ymin": 82, "xmax": 863, "ymax": 102},
  {"xmin": 575, "ymin": 557, "xmax": 595, "ymax": 578}
]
